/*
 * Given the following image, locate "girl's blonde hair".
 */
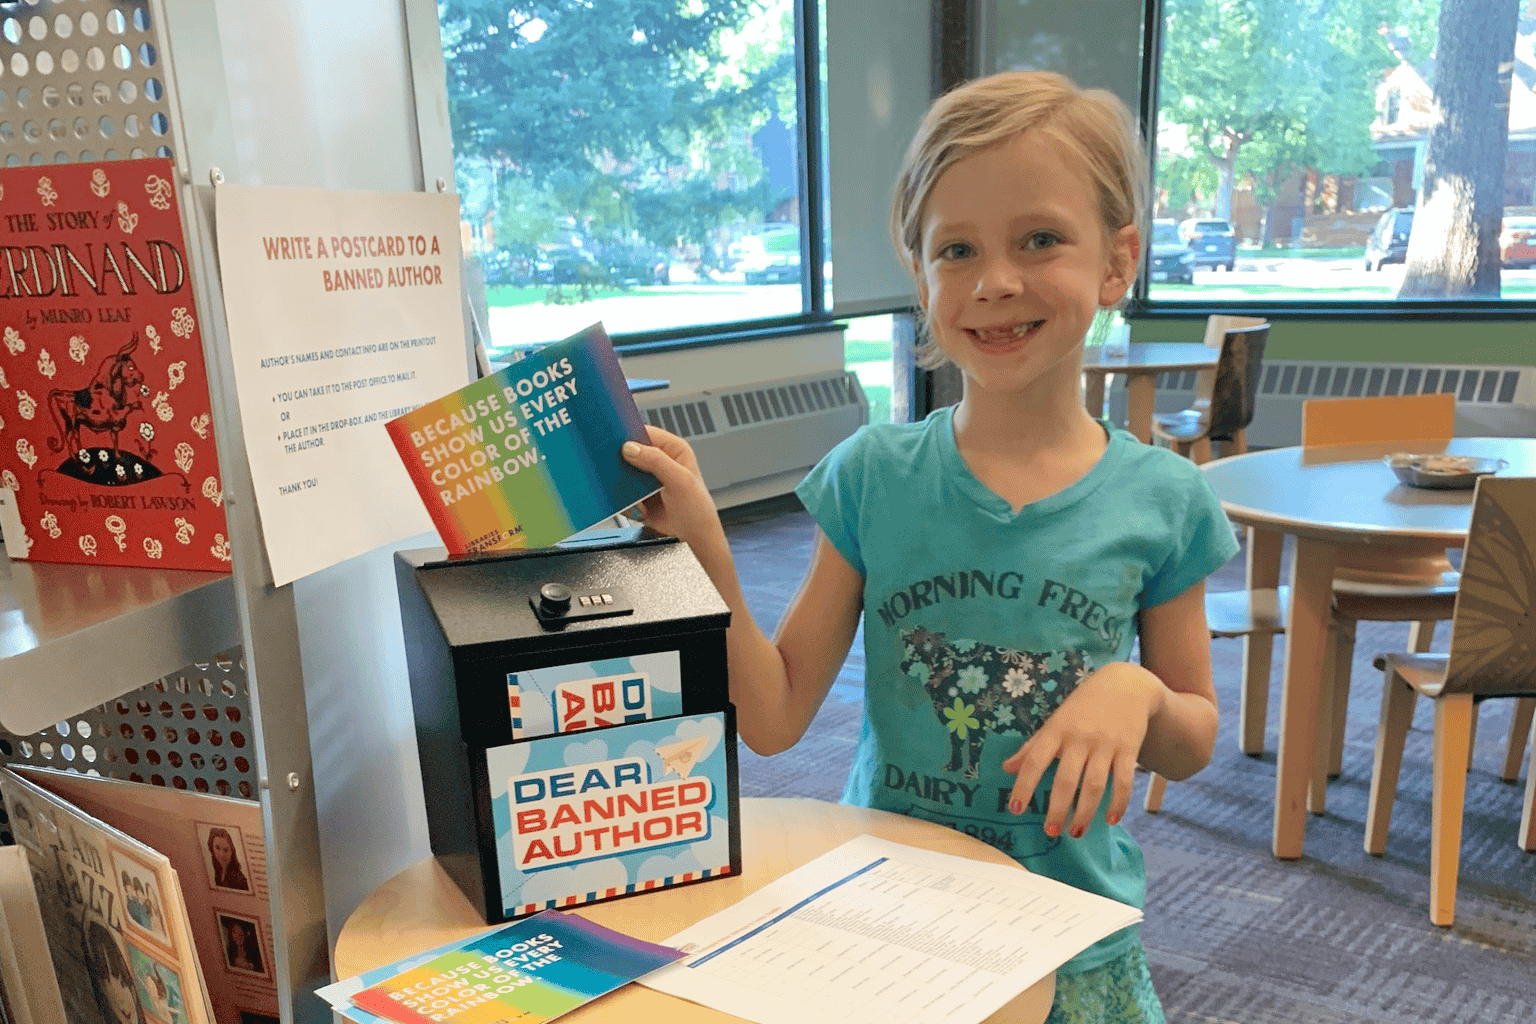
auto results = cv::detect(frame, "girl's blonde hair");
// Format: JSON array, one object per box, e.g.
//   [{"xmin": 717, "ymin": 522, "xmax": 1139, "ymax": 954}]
[{"xmin": 890, "ymin": 71, "xmax": 1148, "ymax": 367}]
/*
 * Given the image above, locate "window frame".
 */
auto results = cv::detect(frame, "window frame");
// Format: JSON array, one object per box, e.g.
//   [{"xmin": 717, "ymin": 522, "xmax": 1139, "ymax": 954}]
[
  {"xmin": 444, "ymin": 0, "xmax": 865, "ymax": 357},
  {"xmin": 1132, "ymin": 0, "xmax": 1536, "ymax": 323}
]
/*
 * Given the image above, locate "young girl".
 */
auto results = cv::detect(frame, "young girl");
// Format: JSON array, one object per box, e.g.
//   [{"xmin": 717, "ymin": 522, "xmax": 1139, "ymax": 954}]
[{"xmin": 622, "ymin": 70, "xmax": 1237, "ymax": 1023}]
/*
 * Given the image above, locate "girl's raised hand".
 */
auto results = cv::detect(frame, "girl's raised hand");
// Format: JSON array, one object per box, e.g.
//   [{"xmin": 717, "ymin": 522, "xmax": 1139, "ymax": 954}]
[
  {"xmin": 1000, "ymin": 663, "xmax": 1164, "ymax": 839},
  {"xmin": 620, "ymin": 425, "xmax": 725, "ymax": 550}
]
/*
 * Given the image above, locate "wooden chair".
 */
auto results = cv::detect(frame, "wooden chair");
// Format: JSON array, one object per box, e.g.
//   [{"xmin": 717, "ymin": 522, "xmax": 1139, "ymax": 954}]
[
  {"xmin": 1302, "ymin": 393, "xmax": 1467, "ymax": 812},
  {"xmin": 1143, "ymin": 320, "xmax": 1271, "ymax": 812},
  {"xmin": 1143, "ymin": 390, "xmax": 1531, "ymax": 814},
  {"xmin": 1142, "ymin": 555, "xmax": 1289, "ymax": 813},
  {"xmin": 1302, "ymin": 390, "xmax": 1461, "ymax": 448},
  {"xmin": 1149, "ymin": 321, "xmax": 1269, "ymax": 464},
  {"xmin": 1192, "ymin": 314, "xmax": 1267, "ymax": 454},
  {"xmin": 1364, "ymin": 475, "xmax": 1536, "ymax": 926},
  {"xmin": 1142, "ymin": 321, "xmax": 1270, "ymax": 812},
  {"xmin": 1309, "ymin": 393, "xmax": 1534, "ymax": 793}
]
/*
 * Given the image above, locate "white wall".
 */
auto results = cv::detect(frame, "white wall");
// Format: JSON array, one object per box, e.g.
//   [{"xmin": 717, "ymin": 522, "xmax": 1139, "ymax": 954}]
[
  {"xmin": 982, "ymin": 0, "xmax": 1146, "ymax": 112},
  {"xmin": 212, "ymin": 4, "xmax": 421, "ymax": 188},
  {"xmin": 213, "ymin": 0, "xmax": 441, "ymax": 946},
  {"xmin": 166, "ymin": 0, "xmax": 442, "ymax": 948},
  {"xmin": 621, "ymin": 327, "xmax": 852, "ymax": 509}
]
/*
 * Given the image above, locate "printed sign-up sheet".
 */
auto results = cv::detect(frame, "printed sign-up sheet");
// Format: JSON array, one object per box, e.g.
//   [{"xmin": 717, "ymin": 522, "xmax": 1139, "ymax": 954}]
[{"xmin": 643, "ymin": 835, "xmax": 1142, "ymax": 1024}]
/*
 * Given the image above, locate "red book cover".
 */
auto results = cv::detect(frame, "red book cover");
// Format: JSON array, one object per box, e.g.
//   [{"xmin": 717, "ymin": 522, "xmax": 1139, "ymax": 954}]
[{"xmin": 0, "ymin": 158, "xmax": 230, "ymax": 571}]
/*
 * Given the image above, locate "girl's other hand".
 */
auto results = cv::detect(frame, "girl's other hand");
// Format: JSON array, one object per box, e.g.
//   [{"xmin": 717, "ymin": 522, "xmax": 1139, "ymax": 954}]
[
  {"xmin": 999, "ymin": 663, "xmax": 1164, "ymax": 839},
  {"xmin": 620, "ymin": 425, "xmax": 724, "ymax": 550}
]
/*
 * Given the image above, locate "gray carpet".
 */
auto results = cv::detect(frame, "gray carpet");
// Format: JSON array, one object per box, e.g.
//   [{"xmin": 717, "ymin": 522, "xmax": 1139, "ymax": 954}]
[{"xmin": 721, "ymin": 495, "xmax": 1536, "ymax": 1024}]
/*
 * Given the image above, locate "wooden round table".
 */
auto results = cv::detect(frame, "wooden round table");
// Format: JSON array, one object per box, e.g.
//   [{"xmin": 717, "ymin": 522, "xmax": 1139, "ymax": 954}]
[
  {"xmin": 1081, "ymin": 342, "xmax": 1218, "ymax": 443},
  {"xmin": 334, "ymin": 797, "xmax": 1056, "ymax": 1023},
  {"xmin": 1201, "ymin": 437, "xmax": 1536, "ymax": 859}
]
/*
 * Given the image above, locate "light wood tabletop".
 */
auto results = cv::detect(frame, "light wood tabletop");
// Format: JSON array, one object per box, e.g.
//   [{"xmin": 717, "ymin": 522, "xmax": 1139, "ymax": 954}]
[
  {"xmin": 1080, "ymin": 342, "xmax": 1218, "ymax": 443},
  {"xmin": 1201, "ymin": 437, "xmax": 1536, "ymax": 859},
  {"xmin": 334, "ymin": 797, "xmax": 1056, "ymax": 1023}
]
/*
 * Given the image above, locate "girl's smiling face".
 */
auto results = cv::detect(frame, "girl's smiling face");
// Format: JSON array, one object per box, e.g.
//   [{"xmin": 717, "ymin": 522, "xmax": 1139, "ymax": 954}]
[{"xmin": 915, "ymin": 128, "xmax": 1138, "ymax": 397}]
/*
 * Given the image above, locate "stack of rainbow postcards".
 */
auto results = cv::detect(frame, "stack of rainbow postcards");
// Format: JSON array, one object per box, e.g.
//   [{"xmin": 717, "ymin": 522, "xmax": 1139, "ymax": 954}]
[{"xmin": 319, "ymin": 910, "xmax": 685, "ymax": 1023}]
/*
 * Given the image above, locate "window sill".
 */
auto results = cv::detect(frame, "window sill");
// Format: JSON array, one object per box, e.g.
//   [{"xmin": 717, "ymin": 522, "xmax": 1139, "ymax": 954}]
[
  {"xmin": 609, "ymin": 315, "xmax": 849, "ymax": 355},
  {"xmin": 1131, "ymin": 299, "xmax": 1536, "ymax": 321}
]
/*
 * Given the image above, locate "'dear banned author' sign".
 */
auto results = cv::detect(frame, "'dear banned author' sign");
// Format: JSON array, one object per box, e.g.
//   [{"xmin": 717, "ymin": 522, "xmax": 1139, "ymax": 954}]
[{"xmin": 483, "ymin": 711, "xmax": 737, "ymax": 921}]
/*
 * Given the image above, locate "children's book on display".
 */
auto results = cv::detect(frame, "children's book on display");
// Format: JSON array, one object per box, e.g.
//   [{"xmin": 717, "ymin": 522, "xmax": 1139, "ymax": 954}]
[
  {"xmin": 0, "ymin": 766, "xmax": 281, "ymax": 1024},
  {"xmin": 0, "ymin": 844, "xmax": 67, "ymax": 1024},
  {"xmin": 0, "ymin": 158, "xmax": 230, "ymax": 570}
]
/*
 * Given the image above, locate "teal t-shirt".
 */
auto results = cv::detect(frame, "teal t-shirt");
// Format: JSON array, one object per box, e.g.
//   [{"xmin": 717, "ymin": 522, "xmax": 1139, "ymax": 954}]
[{"xmin": 795, "ymin": 406, "xmax": 1239, "ymax": 973}]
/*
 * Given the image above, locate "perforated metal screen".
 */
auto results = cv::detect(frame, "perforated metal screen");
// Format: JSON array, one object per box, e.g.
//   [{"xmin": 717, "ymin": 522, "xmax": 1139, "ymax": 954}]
[
  {"xmin": 0, "ymin": 0, "xmax": 257, "ymax": 845},
  {"xmin": 0, "ymin": 0, "xmax": 174, "ymax": 168},
  {"xmin": 0, "ymin": 646, "xmax": 257, "ymax": 844}
]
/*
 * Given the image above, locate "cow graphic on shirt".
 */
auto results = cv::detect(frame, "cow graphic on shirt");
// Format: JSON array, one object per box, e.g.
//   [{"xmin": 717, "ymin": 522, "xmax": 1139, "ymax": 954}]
[{"xmin": 900, "ymin": 627, "xmax": 1094, "ymax": 779}]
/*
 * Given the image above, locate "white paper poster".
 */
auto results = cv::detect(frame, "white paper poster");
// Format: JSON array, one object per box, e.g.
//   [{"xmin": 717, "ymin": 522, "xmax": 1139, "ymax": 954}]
[{"xmin": 213, "ymin": 184, "xmax": 471, "ymax": 585}]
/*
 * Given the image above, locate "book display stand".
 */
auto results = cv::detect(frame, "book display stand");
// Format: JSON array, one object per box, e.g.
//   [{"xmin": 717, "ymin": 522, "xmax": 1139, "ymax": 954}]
[{"xmin": 0, "ymin": 3, "xmax": 457, "ymax": 1021}]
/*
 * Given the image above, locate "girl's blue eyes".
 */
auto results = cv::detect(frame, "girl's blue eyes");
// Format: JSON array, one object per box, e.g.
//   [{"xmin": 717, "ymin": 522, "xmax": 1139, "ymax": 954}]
[{"xmin": 936, "ymin": 232, "xmax": 1059, "ymax": 261}]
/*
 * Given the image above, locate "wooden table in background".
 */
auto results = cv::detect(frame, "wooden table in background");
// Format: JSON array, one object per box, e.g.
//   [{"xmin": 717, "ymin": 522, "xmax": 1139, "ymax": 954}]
[
  {"xmin": 1081, "ymin": 342, "xmax": 1218, "ymax": 443},
  {"xmin": 334, "ymin": 797, "xmax": 1056, "ymax": 1023},
  {"xmin": 1202, "ymin": 437, "xmax": 1536, "ymax": 860}
]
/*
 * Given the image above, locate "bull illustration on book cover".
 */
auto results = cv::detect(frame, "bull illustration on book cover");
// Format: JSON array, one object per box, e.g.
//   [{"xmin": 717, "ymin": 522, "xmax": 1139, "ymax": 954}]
[{"xmin": 0, "ymin": 159, "xmax": 229, "ymax": 570}]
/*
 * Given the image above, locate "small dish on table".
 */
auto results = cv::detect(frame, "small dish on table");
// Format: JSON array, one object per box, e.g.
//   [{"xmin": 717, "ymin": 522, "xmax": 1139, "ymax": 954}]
[{"xmin": 1385, "ymin": 452, "xmax": 1509, "ymax": 490}]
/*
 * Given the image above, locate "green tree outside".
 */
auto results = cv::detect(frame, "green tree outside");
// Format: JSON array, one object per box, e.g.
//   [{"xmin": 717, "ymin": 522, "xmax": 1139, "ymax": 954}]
[
  {"xmin": 1398, "ymin": 0, "xmax": 1522, "ymax": 297},
  {"xmin": 439, "ymin": 0, "xmax": 794, "ymax": 281},
  {"xmin": 1159, "ymin": 0, "xmax": 1405, "ymax": 228}
]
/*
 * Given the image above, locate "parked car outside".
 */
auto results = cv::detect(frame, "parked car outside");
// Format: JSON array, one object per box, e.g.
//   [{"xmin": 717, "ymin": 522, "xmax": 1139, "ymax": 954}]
[
  {"xmin": 726, "ymin": 223, "xmax": 795, "ymax": 270},
  {"xmin": 732, "ymin": 225, "xmax": 801, "ymax": 284},
  {"xmin": 1499, "ymin": 215, "xmax": 1536, "ymax": 269},
  {"xmin": 594, "ymin": 240, "xmax": 671, "ymax": 286},
  {"xmin": 539, "ymin": 244, "xmax": 602, "ymax": 285},
  {"xmin": 478, "ymin": 248, "xmax": 542, "ymax": 287},
  {"xmin": 1364, "ymin": 207, "xmax": 1414, "ymax": 271},
  {"xmin": 1178, "ymin": 218, "xmax": 1236, "ymax": 271},
  {"xmin": 1148, "ymin": 219, "xmax": 1194, "ymax": 284}
]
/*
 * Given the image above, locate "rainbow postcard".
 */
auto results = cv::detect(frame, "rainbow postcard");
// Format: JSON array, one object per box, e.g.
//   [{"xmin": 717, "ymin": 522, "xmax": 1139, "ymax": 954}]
[
  {"xmin": 385, "ymin": 323, "xmax": 659, "ymax": 555},
  {"xmin": 347, "ymin": 910, "xmax": 684, "ymax": 1024}
]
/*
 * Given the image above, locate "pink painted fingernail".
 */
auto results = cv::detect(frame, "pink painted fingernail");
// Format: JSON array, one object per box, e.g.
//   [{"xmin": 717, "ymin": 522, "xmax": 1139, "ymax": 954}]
[
  {"xmin": 1045, "ymin": 822, "xmax": 1060, "ymax": 838},
  {"xmin": 1009, "ymin": 799, "xmax": 1022, "ymax": 814},
  {"xmin": 1070, "ymin": 825, "xmax": 1086, "ymax": 839},
  {"xmin": 1107, "ymin": 812, "xmax": 1121, "ymax": 826}
]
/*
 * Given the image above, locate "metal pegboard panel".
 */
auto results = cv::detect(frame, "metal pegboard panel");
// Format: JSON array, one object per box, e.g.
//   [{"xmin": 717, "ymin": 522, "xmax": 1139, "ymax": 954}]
[
  {"xmin": 0, "ymin": 4, "xmax": 333, "ymax": 1020},
  {"xmin": 0, "ymin": 0, "xmax": 176, "ymax": 168},
  {"xmin": 0, "ymin": 643, "xmax": 257, "ymax": 845},
  {"xmin": 0, "ymin": 0, "xmax": 254, "ymax": 833}
]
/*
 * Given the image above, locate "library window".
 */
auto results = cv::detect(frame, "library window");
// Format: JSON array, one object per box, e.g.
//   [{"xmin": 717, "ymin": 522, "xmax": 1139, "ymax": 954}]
[
  {"xmin": 1145, "ymin": 0, "xmax": 1535, "ymax": 313},
  {"xmin": 437, "ymin": 0, "xmax": 818, "ymax": 358}
]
